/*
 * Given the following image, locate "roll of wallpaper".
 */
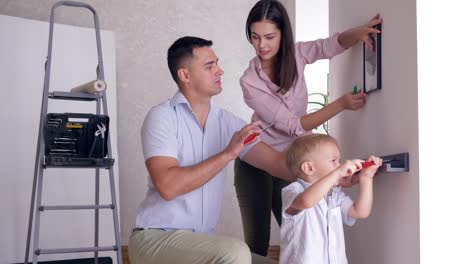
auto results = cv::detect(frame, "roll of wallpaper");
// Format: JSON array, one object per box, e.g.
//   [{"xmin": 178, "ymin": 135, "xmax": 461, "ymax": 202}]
[{"xmin": 70, "ymin": 80, "xmax": 107, "ymax": 93}]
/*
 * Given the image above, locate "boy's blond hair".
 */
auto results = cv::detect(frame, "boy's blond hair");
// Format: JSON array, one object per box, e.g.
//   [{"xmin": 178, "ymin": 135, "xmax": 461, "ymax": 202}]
[{"xmin": 286, "ymin": 134, "xmax": 338, "ymax": 178}]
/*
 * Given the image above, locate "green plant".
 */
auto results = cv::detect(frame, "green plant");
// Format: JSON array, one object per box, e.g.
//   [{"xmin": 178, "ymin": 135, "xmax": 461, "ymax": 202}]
[{"xmin": 307, "ymin": 92, "xmax": 329, "ymax": 135}]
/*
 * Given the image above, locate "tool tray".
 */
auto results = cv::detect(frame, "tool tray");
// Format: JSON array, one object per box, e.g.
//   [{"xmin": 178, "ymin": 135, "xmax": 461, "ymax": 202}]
[{"xmin": 44, "ymin": 113, "xmax": 114, "ymax": 167}]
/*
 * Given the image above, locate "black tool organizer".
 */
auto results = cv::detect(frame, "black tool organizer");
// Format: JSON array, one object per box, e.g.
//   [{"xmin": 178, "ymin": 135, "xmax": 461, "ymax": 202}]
[{"xmin": 44, "ymin": 113, "xmax": 114, "ymax": 167}]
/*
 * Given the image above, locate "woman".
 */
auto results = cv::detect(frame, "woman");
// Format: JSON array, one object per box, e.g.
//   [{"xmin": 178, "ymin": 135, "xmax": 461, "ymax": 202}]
[{"xmin": 234, "ymin": 0, "xmax": 382, "ymax": 256}]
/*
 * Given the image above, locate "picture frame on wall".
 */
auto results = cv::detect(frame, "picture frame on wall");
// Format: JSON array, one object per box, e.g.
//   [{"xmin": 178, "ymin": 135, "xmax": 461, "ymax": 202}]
[{"xmin": 363, "ymin": 24, "xmax": 382, "ymax": 93}]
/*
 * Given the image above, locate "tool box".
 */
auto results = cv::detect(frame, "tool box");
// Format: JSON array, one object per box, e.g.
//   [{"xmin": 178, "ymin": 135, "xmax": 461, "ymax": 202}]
[{"xmin": 44, "ymin": 113, "xmax": 114, "ymax": 167}]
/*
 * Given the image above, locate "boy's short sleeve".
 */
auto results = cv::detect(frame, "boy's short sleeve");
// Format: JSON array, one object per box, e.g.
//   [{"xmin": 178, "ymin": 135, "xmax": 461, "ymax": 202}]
[
  {"xmin": 281, "ymin": 182, "xmax": 304, "ymax": 219},
  {"xmin": 337, "ymin": 191, "xmax": 356, "ymax": 226},
  {"xmin": 141, "ymin": 105, "xmax": 178, "ymax": 160}
]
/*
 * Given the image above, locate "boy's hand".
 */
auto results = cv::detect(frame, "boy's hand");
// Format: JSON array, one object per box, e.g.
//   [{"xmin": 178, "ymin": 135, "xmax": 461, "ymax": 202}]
[
  {"xmin": 360, "ymin": 155, "xmax": 382, "ymax": 178},
  {"xmin": 337, "ymin": 159, "xmax": 364, "ymax": 178}
]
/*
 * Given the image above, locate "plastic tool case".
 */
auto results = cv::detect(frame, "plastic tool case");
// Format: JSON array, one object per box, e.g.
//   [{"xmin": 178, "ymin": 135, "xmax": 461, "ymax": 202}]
[{"xmin": 44, "ymin": 113, "xmax": 114, "ymax": 167}]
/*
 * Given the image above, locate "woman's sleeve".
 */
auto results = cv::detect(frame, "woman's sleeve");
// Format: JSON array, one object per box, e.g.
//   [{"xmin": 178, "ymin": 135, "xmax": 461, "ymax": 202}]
[
  {"xmin": 241, "ymin": 79, "xmax": 306, "ymax": 136},
  {"xmin": 296, "ymin": 33, "xmax": 346, "ymax": 65}
]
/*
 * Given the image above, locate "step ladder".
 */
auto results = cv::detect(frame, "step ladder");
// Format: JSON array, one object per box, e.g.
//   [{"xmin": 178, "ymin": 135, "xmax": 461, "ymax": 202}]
[{"xmin": 24, "ymin": 1, "xmax": 122, "ymax": 264}]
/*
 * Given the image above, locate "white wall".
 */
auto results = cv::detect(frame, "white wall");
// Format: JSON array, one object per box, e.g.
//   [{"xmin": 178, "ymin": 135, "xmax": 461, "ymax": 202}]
[
  {"xmin": 297, "ymin": 0, "xmax": 329, "ymax": 96},
  {"xmin": 329, "ymin": 0, "xmax": 419, "ymax": 263},
  {"xmin": 0, "ymin": 0, "xmax": 275, "ymax": 247},
  {"xmin": 417, "ymin": 1, "xmax": 468, "ymax": 263},
  {"xmin": 296, "ymin": 0, "xmax": 329, "ymax": 134},
  {"xmin": 0, "ymin": 15, "xmax": 118, "ymax": 263}
]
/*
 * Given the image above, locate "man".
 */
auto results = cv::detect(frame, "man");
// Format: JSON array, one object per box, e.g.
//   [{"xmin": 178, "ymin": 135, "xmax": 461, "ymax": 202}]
[{"xmin": 129, "ymin": 36, "xmax": 292, "ymax": 264}]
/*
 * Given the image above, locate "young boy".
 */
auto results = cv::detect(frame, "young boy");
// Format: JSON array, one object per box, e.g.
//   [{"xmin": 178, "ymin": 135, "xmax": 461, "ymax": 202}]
[{"xmin": 280, "ymin": 134, "xmax": 382, "ymax": 264}]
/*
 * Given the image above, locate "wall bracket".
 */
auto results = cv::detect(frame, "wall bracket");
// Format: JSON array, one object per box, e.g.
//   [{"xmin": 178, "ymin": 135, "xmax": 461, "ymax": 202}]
[{"xmin": 379, "ymin": 152, "xmax": 409, "ymax": 173}]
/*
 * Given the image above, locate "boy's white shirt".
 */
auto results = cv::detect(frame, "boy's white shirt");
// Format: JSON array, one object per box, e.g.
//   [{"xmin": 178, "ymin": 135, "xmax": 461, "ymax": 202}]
[{"xmin": 280, "ymin": 178, "xmax": 356, "ymax": 264}]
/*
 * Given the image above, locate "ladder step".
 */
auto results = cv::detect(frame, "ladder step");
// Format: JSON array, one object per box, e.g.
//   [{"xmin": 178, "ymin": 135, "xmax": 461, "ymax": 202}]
[
  {"xmin": 49, "ymin": 91, "xmax": 102, "ymax": 101},
  {"xmin": 40, "ymin": 204, "xmax": 114, "ymax": 211},
  {"xmin": 36, "ymin": 246, "xmax": 117, "ymax": 255},
  {"xmin": 44, "ymin": 157, "xmax": 115, "ymax": 169},
  {"xmin": 43, "ymin": 164, "xmax": 113, "ymax": 169}
]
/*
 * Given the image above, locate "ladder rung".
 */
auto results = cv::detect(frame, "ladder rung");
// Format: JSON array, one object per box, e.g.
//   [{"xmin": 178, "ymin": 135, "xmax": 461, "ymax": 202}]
[
  {"xmin": 49, "ymin": 91, "xmax": 101, "ymax": 101},
  {"xmin": 36, "ymin": 246, "xmax": 117, "ymax": 255},
  {"xmin": 43, "ymin": 157, "xmax": 115, "ymax": 169},
  {"xmin": 43, "ymin": 164, "xmax": 113, "ymax": 169},
  {"xmin": 40, "ymin": 204, "xmax": 114, "ymax": 211}
]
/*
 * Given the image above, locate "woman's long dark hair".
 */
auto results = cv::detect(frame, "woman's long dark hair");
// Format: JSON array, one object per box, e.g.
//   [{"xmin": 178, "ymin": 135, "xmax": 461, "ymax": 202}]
[{"xmin": 246, "ymin": 0, "xmax": 297, "ymax": 94}]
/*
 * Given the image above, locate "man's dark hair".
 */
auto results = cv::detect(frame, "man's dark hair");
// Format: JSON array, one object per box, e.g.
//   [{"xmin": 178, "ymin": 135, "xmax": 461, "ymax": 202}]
[{"xmin": 167, "ymin": 36, "xmax": 213, "ymax": 84}]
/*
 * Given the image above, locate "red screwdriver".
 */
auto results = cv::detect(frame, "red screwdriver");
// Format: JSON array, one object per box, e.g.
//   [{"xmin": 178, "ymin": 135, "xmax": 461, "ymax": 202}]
[
  {"xmin": 244, "ymin": 122, "xmax": 275, "ymax": 145},
  {"xmin": 361, "ymin": 160, "xmax": 377, "ymax": 169},
  {"xmin": 349, "ymin": 160, "xmax": 381, "ymax": 175},
  {"xmin": 360, "ymin": 159, "xmax": 390, "ymax": 169}
]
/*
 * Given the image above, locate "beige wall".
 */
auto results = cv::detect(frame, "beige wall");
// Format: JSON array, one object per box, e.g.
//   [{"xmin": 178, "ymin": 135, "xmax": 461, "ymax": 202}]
[
  {"xmin": 0, "ymin": 0, "xmax": 272, "ymax": 245},
  {"xmin": 329, "ymin": 0, "xmax": 419, "ymax": 263}
]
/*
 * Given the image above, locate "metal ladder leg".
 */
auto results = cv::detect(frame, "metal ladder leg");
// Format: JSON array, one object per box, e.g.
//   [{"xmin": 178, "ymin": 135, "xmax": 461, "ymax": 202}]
[
  {"xmin": 32, "ymin": 165, "xmax": 45, "ymax": 264},
  {"xmin": 94, "ymin": 168, "xmax": 100, "ymax": 264},
  {"xmin": 102, "ymin": 81, "xmax": 123, "ymax": 264},
  {"xmin": 94, "ymin": 86, "xmax": 102, "ymax": 264},
  {"xmin": 109, "ymin": 168, "xmax": 123, "ymax": 264},
  {"xmin": 25, "ymin": 28, "xmax": 52, "ymax": 264},
  {"xmin": 24, "ymin": 131, "xmax": 43, "ymax": 264}
]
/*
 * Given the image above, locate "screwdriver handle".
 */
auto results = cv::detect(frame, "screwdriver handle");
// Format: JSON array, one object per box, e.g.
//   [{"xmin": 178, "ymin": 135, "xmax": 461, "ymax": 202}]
[
  {"xmin": 244, "ymin": 133, "xmax": 259, "ymax": 145},
  {"xmin": 361, "ymin": 160, "xmax": 376, "ymax": 169}
]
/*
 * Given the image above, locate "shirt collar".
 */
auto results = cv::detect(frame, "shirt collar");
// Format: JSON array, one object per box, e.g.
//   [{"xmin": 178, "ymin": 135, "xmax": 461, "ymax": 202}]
[
  {"xmin": 251, "ymin": 56, "xmax": 283, "ymax": 94},
  {"xmin": 169, "ymin": 90, "xmax": 218, "ymax": 115},
  {"xmin": 253, "ymin": 56, "xmax": 262, "ymax": 72},
  {"xmin": 297, "ymin": 178, "xmax": 312, "ymax": 190},
  {"xmin": 170, "ymin": 90, "xmax": 190, "ymax": 108}
]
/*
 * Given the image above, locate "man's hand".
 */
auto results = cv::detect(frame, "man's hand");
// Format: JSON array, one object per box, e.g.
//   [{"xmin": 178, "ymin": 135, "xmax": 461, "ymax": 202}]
[{"xmin": 223, "ymin": 121, "xmax": 261, "ymax": 160}]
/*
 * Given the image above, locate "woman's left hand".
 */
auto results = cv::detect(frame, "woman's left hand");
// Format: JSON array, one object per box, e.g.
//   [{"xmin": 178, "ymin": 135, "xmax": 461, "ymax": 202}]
[
  {"xmin": 338, "ymin": 14, "xmax": 383, "ymax": 50},
  {"xmin": 338, "ymin": 89, "xmax": 367, "ymax": 111}
]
